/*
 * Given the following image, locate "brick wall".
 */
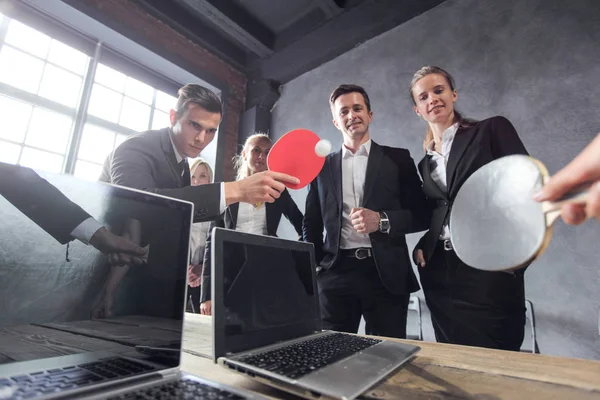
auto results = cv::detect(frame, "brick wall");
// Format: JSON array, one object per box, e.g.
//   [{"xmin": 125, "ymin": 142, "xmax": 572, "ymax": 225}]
[{"xmin": 72, "ymin": 0, "xmax": 246, "ymax": 180}]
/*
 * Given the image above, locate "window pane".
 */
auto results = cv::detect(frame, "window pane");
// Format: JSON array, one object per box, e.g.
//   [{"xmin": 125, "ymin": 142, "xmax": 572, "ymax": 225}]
[
  {"xmin": 19, "ymin": 147, "xmax": 63, "ymax": 174},
  {"xmin": 94, "ymin": 64, "xmax": 126, "ymax": 92},
  {"xmin": 151, "ymin": 109, "xmax": 169, "ymax": 130},
  {"xmin": 0, "ymin": 95, "xmax": 33, "ymax": 143},
  {"xmin": 0, "ymin": 46, "xmax": 44, "ymax": 93},
  {"xmin": 5, "ymin": 20, "xmax": 51, "ymax": 59},
  {"xmin": 125, "ymin": 77, "xmax": 154, "ymax": 105},
  {"xmin": 47, "ymin": 39, "xmax": 89, "ymax": 75},
  {"xmin": 0, "ymin": 140, "xmax": 21, "ymax": 164},
  {"xmin": 78, "ymin": 124, "xmax": 116, "ymax": 164},
  {"xmin": 88, "ymin": 84, "xmax": 123, "ymax": 123},
  {"xmin": 119, "ymin": 97, "xmax": 151, "ymax": 132},
  {"xmin": 74, "ymin": 159, "xmax": 103, "ymax": 181},
  {"xmin": 38, "ymin": 64, "xmax": 83, "ymax": 108},
  {"xmin": 114, "ymin": 133, "xmax": 128, "ymax": 149},
  {"xmin": 25, "ymin": 108, "xmax": 73, "ymax": 154},
  {"xmin": 155, "ymin": 90, "xmax": 177, "ymax": 112}
]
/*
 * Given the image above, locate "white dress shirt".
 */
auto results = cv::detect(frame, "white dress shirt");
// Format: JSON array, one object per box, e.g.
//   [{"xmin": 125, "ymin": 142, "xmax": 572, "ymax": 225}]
[
  {"xmin": 70, "ymin": 217, "xmax": 103, "ymax": 244},
  {"xmin": 236, "ymin": 202, "xmax": 267, "ymax": 235},
  {"xmin": 425, "ymin": 123, "xmax": 459, "ymax": 240},
  {"xmin": 340, "ymin": 139, "xmax": 372, "ymax": 249}
]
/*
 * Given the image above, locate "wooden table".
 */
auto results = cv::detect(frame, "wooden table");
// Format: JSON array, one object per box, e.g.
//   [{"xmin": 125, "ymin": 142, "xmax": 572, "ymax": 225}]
[
  {"xmin": 3, "ymin": 314, "xmax": 599, "ymax": 399},
  {"xmin": 181, "ymin": 313, "xmax": 600, "ymax": 400},
  {"xmin": 0, "ymin": 315, "xmax": 183, "ymax": 364}
]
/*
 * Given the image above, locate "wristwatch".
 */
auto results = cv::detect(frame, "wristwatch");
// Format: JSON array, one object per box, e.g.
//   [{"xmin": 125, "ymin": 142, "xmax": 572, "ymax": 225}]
[{"xmin": 378, "ymin": 212, "xmax": 390, "ymax": 233}]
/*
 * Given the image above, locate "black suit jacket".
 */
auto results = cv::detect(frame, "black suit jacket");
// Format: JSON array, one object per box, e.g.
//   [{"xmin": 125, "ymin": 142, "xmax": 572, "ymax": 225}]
[
  {"xmin": 0, "ymin": 162, "xmax": 91, "ymax": 244},
  {"xmin": 303, "ymin": 141, "xmax": 430, "ymax": 295},
  {"xmin": 99, "ymin": 128, "xmax": 220, "ymax": 222},
  {"xmin": 200, "ymin": 189, "xmax": 304, "ymax": 302},
  {"xmin": 415, "ymin": 116, "xmax": 529, "ymax": 262}
]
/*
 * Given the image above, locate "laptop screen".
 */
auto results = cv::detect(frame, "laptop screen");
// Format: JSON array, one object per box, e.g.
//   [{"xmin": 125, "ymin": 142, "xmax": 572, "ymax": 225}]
[
  {"xmin": 0, "ymin": 163, "xmax": 191, "ymax": 372},
  {"xmin": 212, "ymin": 228, "xmax": 321, "ymax": 359}
]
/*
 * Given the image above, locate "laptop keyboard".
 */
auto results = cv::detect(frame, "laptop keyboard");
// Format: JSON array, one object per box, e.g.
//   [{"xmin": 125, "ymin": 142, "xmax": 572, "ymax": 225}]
[
  {"xmin": 238, "ymin": 333, "xmax": 381, "ymax": 380},
  {"xmin": 0, "ymin": 357, "xmax": 156, "ymax": 399},
  {"xmin": 108, "ymin": 379, "xmax": 245, "ymax": 400}
]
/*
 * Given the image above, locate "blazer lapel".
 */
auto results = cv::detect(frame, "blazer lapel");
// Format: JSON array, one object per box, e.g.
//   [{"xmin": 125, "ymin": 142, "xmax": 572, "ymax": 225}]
[
  {"xmin": 420, "ymin": 154, "xmax": 447, "ymax": 200},
  {"xmin": 265, "ymin": 202, "xmax": 278, "ymax": 235},
  {"xmin": 227, "ymin": 203, "xmax": 239, "ymax": 229},
  {"xmin": 329, "ymin": 150, "xmax": 343, "ymax": 210},
  {"xmin": 159, "ymin": 128, "xmax": 183, "ymax": 186},
  {"xmin": 445, "ymin": 127, "xmax": 476, "ymax": 194},
  {"xmin": 362, "ymin": 141, "xmax": 383, "ymax": 206}
]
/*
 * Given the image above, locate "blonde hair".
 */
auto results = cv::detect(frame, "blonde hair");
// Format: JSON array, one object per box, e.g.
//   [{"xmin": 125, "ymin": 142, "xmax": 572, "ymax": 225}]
[
  {"xmin": 409, "ymin": 66, "xmax": 477, "ymax": 151},
  {"xmin": 189, "ymin": 158, "xmax": 214, "ymax": 183},
  {"xmin": 233, "ymin": 133, "xmax": 271, "ymax": 181}
]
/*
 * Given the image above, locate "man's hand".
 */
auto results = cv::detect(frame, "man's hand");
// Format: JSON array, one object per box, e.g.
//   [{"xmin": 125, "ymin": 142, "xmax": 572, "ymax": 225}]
[
  {"xmin": 350, "ymin": 207, "xmax": 380, "ymax": 234},
  {"xmin": 92, "ymin": 293, "xmax": 114, "ymax": 319},
  {"xmin": 534, "ymin": 133, "xmax": 600, "ymax": 225},
  {"xmin": 188, "ymin": 264, "xmax": 202, "ymax": 288},
  {"xmin": 200, "ymin": 300, "xmax": 212, "ymax": 316},
  {"xmin": 224, "ymin": 171, "xmax": 299, "ymax": 206},
  {"xmin": 89, "ymin": 227, "xmax": 148, "ymax": 266},
  {"xmin": 415, "ymin": 249, "xmax": 426, "ymax": 268}
]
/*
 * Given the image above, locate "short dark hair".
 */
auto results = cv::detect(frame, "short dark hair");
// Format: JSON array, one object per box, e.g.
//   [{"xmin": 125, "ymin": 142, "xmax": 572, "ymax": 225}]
[
  {"xmin": 329, "ymin": 84, "xmax": 372, "ymax": 112},
  {"xmin": 175, "ymin": 84, "xmax": 223, "ymax": 118}
]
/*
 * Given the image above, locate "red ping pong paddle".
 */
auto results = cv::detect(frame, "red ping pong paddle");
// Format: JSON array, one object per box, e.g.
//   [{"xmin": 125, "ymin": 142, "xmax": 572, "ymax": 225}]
[{"xmin": 267, "ymin": 128, "xmax": 330, "ymax": 190}]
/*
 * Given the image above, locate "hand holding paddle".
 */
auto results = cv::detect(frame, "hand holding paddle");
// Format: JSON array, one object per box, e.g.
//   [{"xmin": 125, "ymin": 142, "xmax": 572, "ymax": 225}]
[
  {"xmin": 267, "ymin": 129, "xmax": 331, "ymax": 190},
  {"xmin": 225, "ymin": 171, "xmax": 300, "ymax": 206},
  {"xmin": 533, "ymin": 133, "xmax": 600, "ymax": 224},
  {"xmin": 449, "ymin": 155, "xmax": 591, "ymax": 272}
]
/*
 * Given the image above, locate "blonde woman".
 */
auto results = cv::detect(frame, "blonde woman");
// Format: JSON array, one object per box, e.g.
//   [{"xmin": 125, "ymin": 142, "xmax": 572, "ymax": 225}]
[
  {"xmin": 199, "ymin": 133, "xmax": 304, "ymax": 315},
  {"xmin": 187, "ymin": 158, "xmax": 213, "ymax": 313},
  {"xmin": 409, "ymin": 66, "xmax": 529, "ymax": 350}
]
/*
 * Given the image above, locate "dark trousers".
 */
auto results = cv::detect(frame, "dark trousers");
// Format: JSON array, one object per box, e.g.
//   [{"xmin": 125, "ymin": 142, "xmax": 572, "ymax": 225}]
[
  {"xmin": 317, "ymin": 256, "xmax": 410, "ymax": 339},
  {"xmin": 186, "ymin": 286, "xmax": 201, "ymax": 314},
  {"xmin": 419, "ymin": 242, "xmax": 526, "ymax": 351}
]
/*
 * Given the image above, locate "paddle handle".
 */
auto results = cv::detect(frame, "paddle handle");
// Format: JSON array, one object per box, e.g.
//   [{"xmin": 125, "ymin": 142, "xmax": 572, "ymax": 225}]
[{"xmin": 541, "ymin": 183, "xmax": 592, "ymax": 214}]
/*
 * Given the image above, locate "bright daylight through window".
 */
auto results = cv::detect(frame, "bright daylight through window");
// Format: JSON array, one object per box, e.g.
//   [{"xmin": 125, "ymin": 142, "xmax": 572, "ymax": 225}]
[{"xmin": 0, "ymin": 12, "xmax": 178, "ymax": 181}]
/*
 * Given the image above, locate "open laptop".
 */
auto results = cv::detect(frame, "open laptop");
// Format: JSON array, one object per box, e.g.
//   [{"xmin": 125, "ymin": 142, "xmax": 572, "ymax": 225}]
[
  {"xmin": 211, "ymin": 228, "xmax": 420, "ymax": 400},
  {"xmin": 0, "ymin": 163, "xmax": 266, "ymax": 400}
]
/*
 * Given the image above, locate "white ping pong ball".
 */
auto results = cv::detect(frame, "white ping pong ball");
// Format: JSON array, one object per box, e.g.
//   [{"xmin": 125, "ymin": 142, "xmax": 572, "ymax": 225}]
[{"xmin": 315, "ymin": 139, "xmax": 332, "ymax": 157}]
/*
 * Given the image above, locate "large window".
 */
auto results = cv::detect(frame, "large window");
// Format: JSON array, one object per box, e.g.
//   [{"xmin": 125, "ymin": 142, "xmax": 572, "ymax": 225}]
[
  {"xmin": 74, "ymin": 63, "xmax": 176, "ymax": 181},
  {"xmin": 0, "ymin": 11, "xmax": 178, "ymax": 181}
]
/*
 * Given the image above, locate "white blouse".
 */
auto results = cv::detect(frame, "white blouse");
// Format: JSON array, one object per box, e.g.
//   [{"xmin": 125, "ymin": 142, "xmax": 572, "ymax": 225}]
[
  {"xmin": 189, "ymin": 221, "xmax": 211, "ymax": 265},
  {"xmin": 236, "ymin": 202, "xmax": 267, "ymax": 235}
]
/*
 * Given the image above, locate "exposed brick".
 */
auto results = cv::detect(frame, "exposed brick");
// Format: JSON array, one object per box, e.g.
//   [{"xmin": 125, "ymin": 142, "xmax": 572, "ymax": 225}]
[{"xmin": 76, "ymin": 0, "xmax": 246, "ymax": 180}]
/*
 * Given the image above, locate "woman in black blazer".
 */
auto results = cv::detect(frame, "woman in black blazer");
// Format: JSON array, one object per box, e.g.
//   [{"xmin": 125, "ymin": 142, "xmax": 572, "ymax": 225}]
[
  {"xmin": 410, "ymin": 66, "xmax": 529, "ymax": 351},
  {"xmin": 199, "ymin": 133, "xmax": 304, "ymax": 315}
]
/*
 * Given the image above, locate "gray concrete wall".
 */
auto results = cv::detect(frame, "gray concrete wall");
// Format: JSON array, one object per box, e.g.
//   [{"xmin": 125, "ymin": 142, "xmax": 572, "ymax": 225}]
[{"xmin": 271, "ymin": 0, "xmax": 600, "ymax": 360}]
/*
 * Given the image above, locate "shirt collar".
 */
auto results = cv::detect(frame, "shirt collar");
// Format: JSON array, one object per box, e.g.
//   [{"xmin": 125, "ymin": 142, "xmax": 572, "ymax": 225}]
[
  {"xmin": 168, "ymin": 129, "xmax": 185, "ymax": 163},
  {"xmin": 425, "ymin": 123, "xmax": 459, "ymax": 156},
  {"xmin": 342, "ymin": 139, "xmax": 371, "ymax": 159}
]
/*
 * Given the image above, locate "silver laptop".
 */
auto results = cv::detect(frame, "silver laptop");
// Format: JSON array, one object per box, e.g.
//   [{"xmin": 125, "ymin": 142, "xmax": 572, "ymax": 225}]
[
  {"xmin": 211, "ymin": 228, "xmax": 420, "ymax": 400},
  {"xmin": 0, "ymin": 164, "xmax": 266, "ymax": 400}
]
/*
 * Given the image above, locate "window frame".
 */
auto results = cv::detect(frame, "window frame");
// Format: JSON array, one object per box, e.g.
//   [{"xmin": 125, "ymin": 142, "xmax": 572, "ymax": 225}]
[{"xmin": 0, "ymin": 1, "xmax": 224, "ymax": 181}]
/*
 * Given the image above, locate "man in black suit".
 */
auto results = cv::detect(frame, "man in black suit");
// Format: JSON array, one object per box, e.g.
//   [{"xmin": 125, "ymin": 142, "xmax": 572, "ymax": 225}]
[
  {"xmin": 96, "ymin": 84, "xmax": 298, "ymax": 317},
  {"xmin": 303, "ymin": 84, "xmax": 429, "ymax": 338},
  {"xmin": 100, "ymin": 84, "xmax": 297, "ymax": 223},
  {"xmin": 0, "ymin": 161, "xmax": 147, "ymax": 261}
]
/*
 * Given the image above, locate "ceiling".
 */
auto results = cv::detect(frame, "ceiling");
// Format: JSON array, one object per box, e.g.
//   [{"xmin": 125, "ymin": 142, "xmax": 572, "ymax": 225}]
[{"xmin": 137, "ymin": 0, "xmax": 447, "ymax": 84}]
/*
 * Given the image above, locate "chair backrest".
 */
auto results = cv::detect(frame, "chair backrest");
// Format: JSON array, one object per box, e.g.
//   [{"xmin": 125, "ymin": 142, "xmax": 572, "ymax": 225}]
[
  {"xmin": 406, "ymin": 295, "xmax": 422, "ymax": 340},
  {"xmin": 521, "ymin": 299, "xmax": 539, "ymax": 353}
]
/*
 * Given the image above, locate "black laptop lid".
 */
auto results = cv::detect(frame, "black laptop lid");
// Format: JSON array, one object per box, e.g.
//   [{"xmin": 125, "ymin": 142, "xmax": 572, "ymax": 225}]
[
  {"xmin": 212, "ymin": 228, "xmax": 321, "ymax": 360},
  {"xmin": 0, "ymin": 163, "xmax": 192, "ymax": 371}
]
